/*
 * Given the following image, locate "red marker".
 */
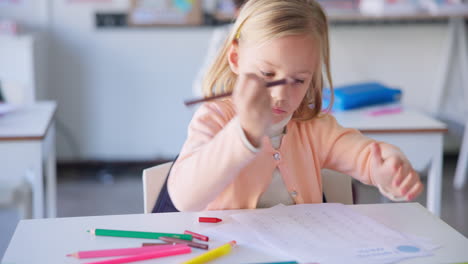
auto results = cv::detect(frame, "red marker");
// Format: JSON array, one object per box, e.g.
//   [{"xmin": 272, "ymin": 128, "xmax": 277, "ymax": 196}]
[
  {"xmin": 198, "ymin": 217, "xmax": 222, "ymax": 223},
  {"xmin": 184, "ymin": 230, "xmax": 209, "ymax": 241}
]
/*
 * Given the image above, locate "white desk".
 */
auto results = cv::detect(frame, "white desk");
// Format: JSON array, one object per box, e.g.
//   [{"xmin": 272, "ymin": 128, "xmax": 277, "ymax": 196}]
[
  {"xmin": 0, "ymin": 101, "xmax": 57, "ymax": 218},
  {"xmin": 2, "ymin": 203, "xmax": 467, "ymax": 264},
  {"xmin": 332, "ymin": 106, "xmax": 447, "ymax": 217}
]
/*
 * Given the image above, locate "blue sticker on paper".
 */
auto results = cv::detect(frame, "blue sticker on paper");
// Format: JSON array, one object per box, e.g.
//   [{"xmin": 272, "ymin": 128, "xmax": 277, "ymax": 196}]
[
  {"xmin": 397, "ymin": 245, "xmax": 420, "ymax": 253},
  {"xmin": 173, "ymin": 0, "xmax": 192, "ymax": 12}
]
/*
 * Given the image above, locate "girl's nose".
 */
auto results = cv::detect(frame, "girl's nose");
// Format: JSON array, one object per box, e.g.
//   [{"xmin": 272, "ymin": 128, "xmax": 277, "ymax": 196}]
[{"xmin": 270, "ymin": 84, "xmax": 289, "ymax": 102}]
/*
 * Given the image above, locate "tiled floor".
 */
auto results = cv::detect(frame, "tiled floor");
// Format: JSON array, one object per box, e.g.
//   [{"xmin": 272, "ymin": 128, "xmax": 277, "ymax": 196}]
[{"xmin": 0, "ymin": 155, "xmax": 467, "ymax": 260}]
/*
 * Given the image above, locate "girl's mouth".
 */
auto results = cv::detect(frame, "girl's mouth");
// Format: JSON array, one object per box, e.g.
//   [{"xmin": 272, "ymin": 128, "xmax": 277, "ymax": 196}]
[{"xmin": 272, "ymin": 107, "xmax": 286, "ymax": 114}]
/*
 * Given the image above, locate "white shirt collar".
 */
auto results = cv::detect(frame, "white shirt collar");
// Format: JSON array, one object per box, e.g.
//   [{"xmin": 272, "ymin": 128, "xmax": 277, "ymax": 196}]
[{"xmin": 268, "ymin": 115, "xmax": 292, "ymax": 137}]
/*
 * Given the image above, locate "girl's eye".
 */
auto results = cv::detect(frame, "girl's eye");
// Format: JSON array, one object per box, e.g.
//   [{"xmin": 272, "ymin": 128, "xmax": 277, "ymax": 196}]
[
  {"xmin": 294, "ymin": 79, "xmax": 305, "ymax": 85},
  {"xmin": 260, "ymin": 71, "xmax": 275, "ymax": 78}
]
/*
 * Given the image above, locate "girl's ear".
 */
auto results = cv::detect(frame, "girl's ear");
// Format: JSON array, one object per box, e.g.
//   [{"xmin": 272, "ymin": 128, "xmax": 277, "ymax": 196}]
[{"xmin": 227, "ymin": 40, "xmax": 240, "ymax": 74}]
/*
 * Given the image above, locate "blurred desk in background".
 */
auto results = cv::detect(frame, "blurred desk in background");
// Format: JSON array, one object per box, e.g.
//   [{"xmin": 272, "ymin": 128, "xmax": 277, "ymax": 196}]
[
  {"xmin": 327, "ymin": 11, "xmax": 468, "ymax": 192},
  {"xmin": 0, "ymin": 101, "xmax": 57, "ymax": 218}
]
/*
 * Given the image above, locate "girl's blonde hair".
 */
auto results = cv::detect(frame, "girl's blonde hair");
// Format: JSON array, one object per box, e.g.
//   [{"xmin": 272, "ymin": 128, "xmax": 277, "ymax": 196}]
[{"xmin": 202, "ymin": 0, "xmax": 333, "ymax": 121}]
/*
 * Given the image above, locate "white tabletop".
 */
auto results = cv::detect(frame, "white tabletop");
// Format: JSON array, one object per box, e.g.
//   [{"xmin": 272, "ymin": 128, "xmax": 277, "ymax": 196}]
[
  {"xmin": 2, "ymin": 203, "xmax": 467, "ymax": 264},
  {"xmin": 332, "ymin": 105, "xmax": 447, "ymax": 133},
  {"xmin": 0, "ymin": 101, "xmax": 57, "ymax": 141}
]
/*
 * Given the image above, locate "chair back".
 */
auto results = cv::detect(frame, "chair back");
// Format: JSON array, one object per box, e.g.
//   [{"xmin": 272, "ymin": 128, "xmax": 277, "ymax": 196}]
[
  {"xmin": 142, "ymin": 162, "xmax": 173, "ymax": 213},
  {"xmin": 321, "ymin": 169, "xmax": 353, "ymax": 205},
  {"xmin": 142, "ymin": 163, "xmax": 353, "ymax": 213}
]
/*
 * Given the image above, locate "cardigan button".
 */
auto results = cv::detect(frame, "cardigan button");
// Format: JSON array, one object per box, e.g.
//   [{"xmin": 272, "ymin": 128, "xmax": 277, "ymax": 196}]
[{"xmin": 273, "ymin": 152, "xmax": 281, "ymax": 161}]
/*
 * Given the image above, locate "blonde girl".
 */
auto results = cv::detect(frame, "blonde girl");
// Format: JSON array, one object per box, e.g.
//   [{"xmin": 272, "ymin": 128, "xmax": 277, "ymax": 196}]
[{"xmin": 156, "ymin": 0, "xmax": 423, "ymax": 212}]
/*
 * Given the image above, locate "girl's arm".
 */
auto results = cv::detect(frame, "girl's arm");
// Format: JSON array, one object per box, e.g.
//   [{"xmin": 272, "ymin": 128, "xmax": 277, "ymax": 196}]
[
  {"xmin": 320, "ymin": 114, "xmax": 423, "ymax": 201},
  {"xmin": 170, "ymin": 73, "xmax": 271, "ymax": 211},
  {"xmin": 167, "ymin": 101, "xmax": 258, "ymax": 211}
]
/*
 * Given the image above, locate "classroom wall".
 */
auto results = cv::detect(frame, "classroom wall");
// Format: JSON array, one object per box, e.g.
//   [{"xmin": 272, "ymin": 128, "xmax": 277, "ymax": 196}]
[
  {"xmin": 0, "ymin": 0, "xmax": 50, "ymax": 101},
  {"xmin": 1, "ymin": 1, "xmax": 465, "ymax": 161},
  {"xmin": 328, "ymin": 25, "xmax": 466, "ymax": 127}
]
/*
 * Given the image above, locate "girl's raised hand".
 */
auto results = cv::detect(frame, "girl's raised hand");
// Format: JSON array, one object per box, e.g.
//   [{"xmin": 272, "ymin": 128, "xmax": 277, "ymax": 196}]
[
  {"xmin": 370, "ymin": 143, "xmax": 424, "ymax": 201},
  {"xmin": 233, "ymin": 73, "xmax": 272, "ymax": 148}
]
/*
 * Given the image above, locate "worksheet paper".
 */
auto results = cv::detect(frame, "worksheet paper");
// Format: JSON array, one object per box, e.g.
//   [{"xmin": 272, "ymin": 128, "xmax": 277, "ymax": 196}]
[{"xmin": 208, "ymin": 204, "xmax": 438, "ymax": 264}]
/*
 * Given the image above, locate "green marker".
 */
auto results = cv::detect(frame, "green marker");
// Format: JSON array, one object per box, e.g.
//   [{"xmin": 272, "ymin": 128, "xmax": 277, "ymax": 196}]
[{"xmin": 88, "ymin": 228, "xmax": 192, "ymax": 241}]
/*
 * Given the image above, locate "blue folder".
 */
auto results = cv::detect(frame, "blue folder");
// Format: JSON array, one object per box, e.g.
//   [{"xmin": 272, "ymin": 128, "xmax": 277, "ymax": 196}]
[{"xmin": 322, "ymin": 82, "xmax": 402, "ymax": 111}]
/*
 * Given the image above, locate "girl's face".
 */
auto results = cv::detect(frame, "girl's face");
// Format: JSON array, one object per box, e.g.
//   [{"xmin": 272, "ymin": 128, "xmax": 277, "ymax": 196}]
[{"xmin": 230, "ymin": 34, "xmax": 319, "ymax": 123}]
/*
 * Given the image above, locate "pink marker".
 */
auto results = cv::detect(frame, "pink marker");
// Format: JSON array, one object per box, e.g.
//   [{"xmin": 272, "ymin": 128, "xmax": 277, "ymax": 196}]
[
  {"xmin": 67, "ymin": 244, "xmax": 187, "ymax": 259},
  {"xmin": 184, "ymin": 230, "xmax": 209, "ymax": 241},
  {"xmin": 83, "ymin": 245, "xmax": 191, "ymax": 264},
  {"xmin": 367, "ymin": 106, "xmax": 402, "ymax": 117}
]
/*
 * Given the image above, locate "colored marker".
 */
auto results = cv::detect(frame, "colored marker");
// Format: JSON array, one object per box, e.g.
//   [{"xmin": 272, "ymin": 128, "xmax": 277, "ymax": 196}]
[
  {"xmin": 367, "ymin": 106, "xmax": 402, "ymax": 116},
  {"xmin": 66, "ymin": 244, "xmax": 186, "ymax": 259},
  {"xmin": 88, "ymin": 228, "xmax": 192, "ymax": 241},
  {"xmin": 83, "ymin": 245, "xmax": 191, "ymax": 264},
  {"xmin": 159, "ymin": 236, "xmax": 209, "ymax": 250},
  {"xmin": 198, "ymin": 217, "xmax": 222, "ymax": 223},
  {"xmin": 184, "ymin": 230, "xmax": 209, "ymax": 241},
  {"xmin": 182, "ymin": 240, "xmax": 236, "ymax": 264},
  {"xmin": 142, "ymin": 243, "xmax": 170, "ymax": 246}
]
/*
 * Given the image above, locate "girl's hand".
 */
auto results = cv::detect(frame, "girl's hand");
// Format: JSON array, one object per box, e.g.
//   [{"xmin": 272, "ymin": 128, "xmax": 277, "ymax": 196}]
[
  {"xmin": 232, "ymin": 73, "xmax": 272, "ymax": 148},
  {"xmin": 370, "ymin": 143, "xmax": 424, "ymax": 201}
]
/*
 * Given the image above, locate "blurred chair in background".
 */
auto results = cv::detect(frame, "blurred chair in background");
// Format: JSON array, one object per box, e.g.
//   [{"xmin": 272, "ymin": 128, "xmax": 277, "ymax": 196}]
[
  {"xmin": 192, "ymin": 0, "xmax": 248, "ymax": 96},
  {"xmin": 454, "ymin": 119, "xmax": 468, "ymax": 189},
  {"xmin": 0, "ymin": 34, "xmax": 37, "ymax": 219}
]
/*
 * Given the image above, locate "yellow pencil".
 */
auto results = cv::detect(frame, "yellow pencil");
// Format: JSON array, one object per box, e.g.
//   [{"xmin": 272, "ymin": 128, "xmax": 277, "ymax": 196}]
[{"xmin": 182, "ymin": 240, "xmax": 236, "ymax": 264}]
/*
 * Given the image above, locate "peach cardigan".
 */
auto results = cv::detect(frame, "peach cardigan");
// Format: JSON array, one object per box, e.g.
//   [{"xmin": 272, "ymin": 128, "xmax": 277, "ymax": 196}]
[{"xmin": 168, "ymin": 100, "xmax": 401, "ymax": 211}]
